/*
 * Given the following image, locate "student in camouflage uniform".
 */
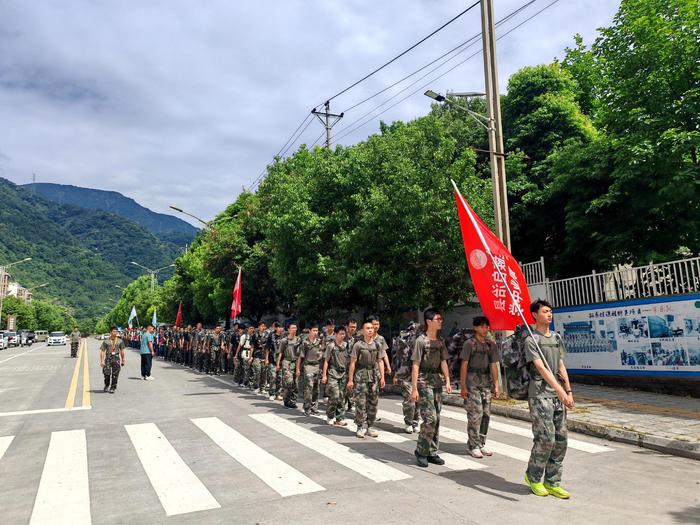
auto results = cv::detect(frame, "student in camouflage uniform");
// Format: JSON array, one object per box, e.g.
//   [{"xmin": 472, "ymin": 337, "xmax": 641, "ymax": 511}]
[
  {"xmin": 267, "ymin": 323, "xmax": 285, "ymax": 400},
  {"xmin": 100, "ymin": 326, "xmax": 125, "ymax": 393},
  {"xmin": 524, "ymin": 299, "xmax": 574, "ymax": 499},
  {"xmin": 206, "ymin": 326, "xmax": 224, "ymax": 375},
  {"xmin": 411, "ymin": 308, "xmax": 451, "ymax": 467},
  {"xmin": 250, "ymin": 322, "xmax": 268, "ymax": 392},
  {"xmin": 70, "ymin": 327, "xmax": 81, "ymax": 358},
  {"xmin": 276, "ymin": 323, "xmax": 300, "ymax": 408},
  {"xmin": 392, "ymin": 322, "xmax": 421, "ymax": 433},
  {"xmin": 368, "ymin": 315, "xmax": 392, "ymax": 375},
  {"xmin": 321, "ymin": 325, "xmax": 349, "ymax": 426},
  {"xmin": 460, "ymin": 316, "xmax": 500, "ymax": 458},
  {"xmin": 192, "ymin": 323, "xmax": 205, "ymax": 372},
  {"xmin": 235, "ymin": 325, "xmax": 254, "ymax": 386},
  {"xmin": 296, "ymin": 324, "xmax": 325, "ymax": 416},
  {"xmin": 344, "ymin": 319, "xmax": 358, "ymax": 413},
  {"xmin": 347, "ymin": 320, "xmax": 385, "ymax": 438},
  {"xmin": 183, "ymin": 325, "xmax": 193, "ymax": 368}
]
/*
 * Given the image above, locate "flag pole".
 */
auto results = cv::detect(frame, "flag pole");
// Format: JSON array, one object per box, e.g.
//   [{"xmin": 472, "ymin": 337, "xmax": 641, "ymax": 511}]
[{"xmin": 451, "ymin": 179, "xmax": 553, "ymax": 375}]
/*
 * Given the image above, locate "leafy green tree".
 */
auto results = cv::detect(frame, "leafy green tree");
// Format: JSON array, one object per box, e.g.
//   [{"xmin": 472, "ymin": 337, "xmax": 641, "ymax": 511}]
[{"xmin": 1, "ymin": 296, "xmax": 36, "ymax": 330}]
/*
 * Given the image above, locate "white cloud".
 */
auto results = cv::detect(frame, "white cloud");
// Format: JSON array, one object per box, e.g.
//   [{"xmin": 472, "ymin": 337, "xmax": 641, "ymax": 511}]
[{"xmin": 0, "ymin": 0, "xmax": 619, "ymax": 225}]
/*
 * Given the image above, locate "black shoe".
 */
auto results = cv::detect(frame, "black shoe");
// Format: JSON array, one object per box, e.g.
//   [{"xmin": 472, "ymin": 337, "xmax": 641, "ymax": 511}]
[
  {"xmin": 414, "ymin": 451, "xmax": 429, "ymax": 468},
  {"xmin": 103, "ymin": 385, "xmax": 109, "ymax": 392},
  {"xmin": 109, "ymin": 388, "xmax": 116, "ymax": 394},
  {"xmin": 427, "ymin": 455, "xmax": 445, "ymax": 465}
]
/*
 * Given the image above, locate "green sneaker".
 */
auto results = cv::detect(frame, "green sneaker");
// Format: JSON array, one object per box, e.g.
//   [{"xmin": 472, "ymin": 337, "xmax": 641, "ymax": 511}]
[
  {"xmin": 524, "ymin": 474, "xmax": 549, "ymax": 497},
  {"xmin": 544, "ymin": 484, "xmax": 571, "ymax": 499}
]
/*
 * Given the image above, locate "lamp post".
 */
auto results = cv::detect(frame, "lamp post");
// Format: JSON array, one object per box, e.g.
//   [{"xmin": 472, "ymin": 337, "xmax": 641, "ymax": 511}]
[
  {"xmin": 130, "ymin": 262, "xmax": 175, "ymax": 293},
  {"xmin": 0, "ymin": 257, "xmax": 32, "ymax": 329},
  {"xmin": 169, "ymin": 204, "xmax": 235, "ymax": 231},
  {"xmin": 425, "ymin": 89, "xmax": 511, "ymax": 248}
]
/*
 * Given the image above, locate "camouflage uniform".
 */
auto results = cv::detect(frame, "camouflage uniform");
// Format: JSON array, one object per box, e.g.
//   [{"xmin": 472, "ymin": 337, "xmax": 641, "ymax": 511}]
[
  {"xmin": 299, "ymin": 337, "xmax": 325, "ymax": 414},
  {"xmin": 250, "ymin": 330, "xmax": 268, "ymax": 391},
  {"xmin": 278, "ymin": 335, "xmax": 300, "ymax": 405},
  {"xmin": 525, "ymin": 330, "xmax": 568, "ymax": 486},
  {"xmin": 70, "ymin": 329, "xmax": 81, "ymax": 358},
  {"xmin": 237, "ymin": 333, "xmax": 253, "ymax": 386},
  {"xmin": 412, "ymin": 334, "xmax": 449, "ymax": 458},
  {"xmin": 267, "ymin": 332, "xmax": 284, "ymax": 396},
  {"xmin": 392, "ymin": 325, "xmax": 420, "ymax": 428},
  {"xmin": 207, "ymin": 331, "xmax": 223, "ymax": 375},
  {"xmin": 461, "ymin": 338, "xmax": 499, "ymax": 449},
  {"xmin": 351, "ymin": 339, "xmax": 385, "ymax": 429},
  {"xmin": 101, "ymin": 337, "xmax": 125, "ymax": 390},
  {"xmin": 324, "ymin": 338, "xmax": 348, "ymax": 421}
]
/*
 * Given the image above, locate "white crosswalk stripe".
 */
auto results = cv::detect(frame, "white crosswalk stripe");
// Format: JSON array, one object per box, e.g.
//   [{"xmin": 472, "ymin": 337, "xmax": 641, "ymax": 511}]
[
  {"xmin": 377, "ymin": 408, "xmax": 531, "ymax": 462},
  {"xmin": 124, "ymin": 422, "xmax": 221, "ymax": 516},
  {"xmin": 309, "ymin": 413, "xmax": 486, "ymax": 471},
  {"xmin": 192, "ymin": 417, "xmax": 325, "ymax": 497},
  {"xmin": 251, "ymin": 413, "xmax": 412, "ymax": 483},
  {"xmin": 416, "ymin": 403, "xmax": 614, "ymax": 453},
  {"xmin": 0, "ymin": 435, "xmax": 14, "ymax": 460},
  {"xmin": 30, "ymin": 429, "xmax": 91, "ymax": 525}
]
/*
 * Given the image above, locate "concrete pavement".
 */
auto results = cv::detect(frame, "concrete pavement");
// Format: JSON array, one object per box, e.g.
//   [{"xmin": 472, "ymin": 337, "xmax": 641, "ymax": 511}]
[{"xmin": 0, "ymin": 338, "xmax": 698, "ymax": 524}]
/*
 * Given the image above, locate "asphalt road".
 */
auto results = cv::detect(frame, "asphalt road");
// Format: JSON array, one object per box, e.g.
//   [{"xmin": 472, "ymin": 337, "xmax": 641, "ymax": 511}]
[{"xmin": 0, "ymin": 338, "xmax": 698, "ymax": 525}]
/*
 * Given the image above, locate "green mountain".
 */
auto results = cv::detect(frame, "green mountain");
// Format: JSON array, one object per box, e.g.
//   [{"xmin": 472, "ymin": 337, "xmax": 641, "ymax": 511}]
[
  {"xmin": 0, "ymin": 178, "xmax": 183, "ymax": 319},
  {"xmin": 24, "ymin": 182, "xmax": 198, "ymax": 245}
]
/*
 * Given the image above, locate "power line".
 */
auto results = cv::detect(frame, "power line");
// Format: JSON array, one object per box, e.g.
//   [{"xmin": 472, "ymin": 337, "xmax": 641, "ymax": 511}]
[
  {"xmin": 314, "ymin": 1, "xmax": 480, "ymax": 110},
  {"xmin": 340, "ymin": 0, "xmax": 535, "ymax": 114},
  {"xmin": 330, "ymin": 0, "xmax": 563, "ymax": 146}
]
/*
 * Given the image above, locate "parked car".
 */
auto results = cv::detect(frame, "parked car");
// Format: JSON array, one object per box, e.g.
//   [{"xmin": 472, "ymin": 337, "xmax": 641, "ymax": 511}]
[
  {"xmin": 5, "ymin": 331, "xmax": 19, "ymax": 347},
  {"xmin": 0, "ymin": 333, "xmax": 6, "ymax": 350},
  {"xmin": 35, "ymin": 330, "xmax": 48, "ymax": 342},
  {"xmin": 47, "ymin": 331, "xmax": 67, "ymax": 346},
  {"xmin": 18, "ymin": 330, "xmax": 35, "ymax": 346}
]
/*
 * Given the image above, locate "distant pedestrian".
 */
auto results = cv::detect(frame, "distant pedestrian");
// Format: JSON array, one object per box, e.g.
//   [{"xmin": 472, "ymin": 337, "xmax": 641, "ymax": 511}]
[
  {"xmin": 140, "ymin": 325, "xmax": 156, "ymax": 380},
  {"xmin": 523, "ymin": 299, "xmax": 574, "ymax": 499},
  {"xmin": 101, "ymin": 326, "xmax": 125, "ymax": 393},
  {"xmin": 70, "ymin": 326, "xmax": 81, "ymax": 358}
]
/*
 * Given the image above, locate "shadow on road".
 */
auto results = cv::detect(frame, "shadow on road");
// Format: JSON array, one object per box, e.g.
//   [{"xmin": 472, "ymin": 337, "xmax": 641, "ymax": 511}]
[
  {"xmin": 668, "ymin": 504, "xmax": 700, "ymax": 524},
  {"xmin": 440, "ymin": 469, "xmax": 530, "ymax": 501}
]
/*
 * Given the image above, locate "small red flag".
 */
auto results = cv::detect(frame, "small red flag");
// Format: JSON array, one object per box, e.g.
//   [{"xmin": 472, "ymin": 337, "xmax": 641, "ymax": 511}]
[
  {"xmin": 174, "ymin": 301, "xmax": 182, "ymax": 327},
  {"xmin": 230, "ymin": 269, "xmax": 242, "ymax": 319},
  {"xmin": 453, "ymin": 181, "xmax": 534, "ymax": 330}
]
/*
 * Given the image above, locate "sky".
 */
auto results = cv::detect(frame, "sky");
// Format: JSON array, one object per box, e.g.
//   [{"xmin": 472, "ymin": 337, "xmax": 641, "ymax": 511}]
[{"xmin": 0, "ymin": 0, "xmax": 620, "ymax": 226}]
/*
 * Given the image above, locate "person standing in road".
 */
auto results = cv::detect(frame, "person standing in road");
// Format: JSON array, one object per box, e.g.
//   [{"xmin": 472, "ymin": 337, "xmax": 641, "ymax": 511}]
[
  {"xmin": 101, "ymin": 326, "xmax": 125, "ymax": 393},
  {"xmin": 296, "ymin": 324, "xmax": 325, "ymax": 416},
  {"xmin": 524, "ymin": 299, "xmax": 574, "ymax": 499},
  {"xmin": 346, "ymin": 320, "xmax": 385, "ymax": 439},
  {"xmin": 460, "ymin": 316, "xmax": 500, "ymax": 458},
  {"xmin": 276, "ymin": 323, "xmax": 300, "ymax": 408},
  {"xmin": 70, "ymin": 326, "xmax": 81, "ymax": 358},
  {"xmin": 412, "ymin": 308, "xmax": 451, "ymax": 468},
  {"xmin": 140, "ymin": 325, "xmax": 156, "ymax": 380},
  {"xmin": 321, "ymin": 325, "xmax": 349, "ymax": 426}
]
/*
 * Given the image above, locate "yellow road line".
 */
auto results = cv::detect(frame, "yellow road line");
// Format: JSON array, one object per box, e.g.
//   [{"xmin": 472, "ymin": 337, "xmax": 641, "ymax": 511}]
[
  {"xmin": 64, "ymin": 341, "xmax": 83, "ymax": 409},
  {"xmin": 81, "ymin": 339, "xmax": 90, "ymax": 407}
]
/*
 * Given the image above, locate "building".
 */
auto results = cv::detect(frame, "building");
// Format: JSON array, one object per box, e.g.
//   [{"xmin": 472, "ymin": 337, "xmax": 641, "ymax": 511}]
[{"xmin": 7, "ymin": 282, "xmax": 32, "ymax": 302}]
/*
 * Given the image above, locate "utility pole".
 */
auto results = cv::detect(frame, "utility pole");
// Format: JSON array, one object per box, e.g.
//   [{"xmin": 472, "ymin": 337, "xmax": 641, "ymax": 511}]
[
  {"xmin": 311, "ymin": 101, "xmax": 344, "ymax": 149},
  {"xmin": 480, "ymin": 0, "xmax": 511, "ymax": 250}
]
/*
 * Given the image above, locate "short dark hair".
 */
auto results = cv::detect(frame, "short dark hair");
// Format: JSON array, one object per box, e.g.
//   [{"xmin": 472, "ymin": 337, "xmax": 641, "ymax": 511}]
[
  {"xmin": 530, "ymin": 299, "xmax": 553, "ymax": 314},
  {"xmin": 346, "ymin": 318, "xmax": 357, "ymax": 326},
  {"xmin": 110, "ymin": 326, "xmax": 117, "ymax": 331},
  {"xmin": 309, "ymin": 323, "xmax": 319, "ymax": 330},
  {"xmin": 288, "ymin": 322, "xmax": 297, "ymax": 328},
  {"xmin": 257, "ymin": 321, "xmax": 266, "ymax": 327},
  {"xmin": 272, "ymin": 321, "xmax": 280, "ymax": 328},
  {"xmin": 473, "ymin": 316, "xmax": 490, "ymax": 327},
  {"xmin": 423, "ymin": 308, "xmax": 441, "ymax": 322},
  {"xmin": 366, "ymin": 315, "xmax": 379, "ymax": 323},
  {"xmin": 324, "ymin": 319, "xmax": 334, "ymax": 326},
  {"xmin": 335, "ymin": 325, "xmax": 346, "ymax": 334}
]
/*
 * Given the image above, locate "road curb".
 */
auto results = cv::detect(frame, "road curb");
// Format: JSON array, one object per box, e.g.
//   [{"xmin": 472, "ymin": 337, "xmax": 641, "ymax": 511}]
[{"xmin": 385, "ymin": 386, "xmax": 700, "ymax": 461}]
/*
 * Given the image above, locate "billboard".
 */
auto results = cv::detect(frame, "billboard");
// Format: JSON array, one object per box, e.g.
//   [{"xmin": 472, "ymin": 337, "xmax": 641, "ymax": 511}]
[{"xmin": 553, "ymin": 294, "xmax": 700, "ymax": 377}]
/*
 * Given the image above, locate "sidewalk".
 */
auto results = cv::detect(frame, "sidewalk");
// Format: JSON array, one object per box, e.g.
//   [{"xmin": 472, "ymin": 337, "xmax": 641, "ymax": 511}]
[{"xmin": 390, "ymin": 383, "xmax": 700, "ymax": 460}]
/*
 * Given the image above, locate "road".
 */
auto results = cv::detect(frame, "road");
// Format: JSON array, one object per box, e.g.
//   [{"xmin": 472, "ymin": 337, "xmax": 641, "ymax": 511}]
[{"xmin": 0, "ymin": 338, "xmax": 698, "ymax": 525}]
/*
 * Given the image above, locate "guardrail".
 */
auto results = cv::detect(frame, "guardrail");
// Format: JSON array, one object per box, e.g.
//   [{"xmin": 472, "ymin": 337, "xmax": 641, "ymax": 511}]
[
  {"xmin": 520, "ymin": 256, "xmax": 546, "ymax": 285},
  {"xmin": 546, "ymin": 256, "xmax": 700, "ymax": 308}
]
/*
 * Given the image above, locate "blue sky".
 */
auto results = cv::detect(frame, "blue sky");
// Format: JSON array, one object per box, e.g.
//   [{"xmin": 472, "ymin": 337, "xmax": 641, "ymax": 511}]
[{"xmin": 0, "ymin": 0, "xmax": 620, "ymax": 225}]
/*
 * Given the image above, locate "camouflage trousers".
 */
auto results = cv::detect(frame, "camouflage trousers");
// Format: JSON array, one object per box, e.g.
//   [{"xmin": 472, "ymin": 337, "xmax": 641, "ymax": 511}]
[
  {"xmin": 103, "ymin": 360, "xmax": 121, "ymax": 389},
  {"xmin": 464, "ymin": 387, "xmax": 492, "ymax": 449},
  {"xmin": 280, "ymin": 360, "xmax": 298, "ymax": 404},
  {"xmin": 352, "ymin": 377, "xmax": 379, "ymax": 428},
  {"xmin": 400, "ymin": 379, "xmax": 418, "ymax": 427},
  {"xmin": 233, "ymin": 357, "xmax": 244, "ymax": 383},
  {"xmin": 526, "ymin": 397, "xmax": 568, "ymax": 486},
  {"xmin": 266, "ymin": 362, "xmax": 279, "ymax": 395},
  {"xmin": 207, "ymin": 350, "xmax": 220, "ymax": 374},
  {"xmin": 325, "ymin": 373, "xmax": 347, "ymax": 421},
  {"xmin": 302, "ymin": 363, "xmax": 320, "ymax": 412},
  {"xmin": 416, "ymin": 384, "xmax": 442, "ymax": 457},
  {"xmin": 249, "ymin": 357, "xmax": 264, "ymax": 389}
]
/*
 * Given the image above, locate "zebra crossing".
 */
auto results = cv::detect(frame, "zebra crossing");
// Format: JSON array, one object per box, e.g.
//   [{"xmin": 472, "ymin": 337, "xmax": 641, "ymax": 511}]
[{"xmin": 1, "ymin": 406, "xmax": 615, "ymax": 523}]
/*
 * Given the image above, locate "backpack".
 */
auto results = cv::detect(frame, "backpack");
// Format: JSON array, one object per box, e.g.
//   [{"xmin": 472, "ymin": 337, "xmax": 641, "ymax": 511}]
[
  {"xmin": 501, "ymin": 324, "xmax": 535, "ymax": 400},
  {"xmin": 391, "ymin": 323, "xmax": 422, "ymax": 379},
  {"xmin": 446, "ymin": 329, "xmax": 473, "ymax": 382}
]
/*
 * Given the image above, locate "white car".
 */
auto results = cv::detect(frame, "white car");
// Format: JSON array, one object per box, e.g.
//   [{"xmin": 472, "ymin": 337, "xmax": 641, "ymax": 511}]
[
  {"xmin": 0, "ymin": 333, "xmax": 5, "ymax": 350},
  {"xmin": 47, "ymin": 331, "xmax": 67, "ymax": 346}
]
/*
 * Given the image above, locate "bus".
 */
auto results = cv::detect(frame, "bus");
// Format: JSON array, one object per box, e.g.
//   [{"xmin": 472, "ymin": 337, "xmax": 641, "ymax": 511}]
[{"xmin": 35, "ymin": 330, "xmax": 48, "ymax": 342}]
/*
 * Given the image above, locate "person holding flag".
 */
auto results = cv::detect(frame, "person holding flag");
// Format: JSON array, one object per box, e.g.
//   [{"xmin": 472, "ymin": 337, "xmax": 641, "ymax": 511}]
[
  {"xmin": 128, "ymin": 305, "xmax": 138, "ymax": 329},
  {"xmin": 452, "ymin": 180, "xmax": 573, "ymax": 498}
]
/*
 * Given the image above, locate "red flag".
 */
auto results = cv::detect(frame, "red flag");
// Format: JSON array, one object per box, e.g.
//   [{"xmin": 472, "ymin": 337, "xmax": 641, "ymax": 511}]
[
  {"xmin": 230, "ymin": 269, "xmax": 242, "ymax": 319},
  {"xmin": 452, "ymin": 180, "xmax": 534, "ymax": 330},
  {"xmin": 174, "ymin": 301, "xmax": 182, "ymax": 327}
]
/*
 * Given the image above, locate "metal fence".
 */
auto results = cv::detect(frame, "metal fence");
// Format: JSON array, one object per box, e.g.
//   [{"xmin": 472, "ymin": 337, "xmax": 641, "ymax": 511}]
[
  {"xmin": 545, "ymin": 256, "xmax": 700, "ymax": 308},
  {"xmin": 520, "ymin": 256, "xmax": 546, "ymax": 285}
]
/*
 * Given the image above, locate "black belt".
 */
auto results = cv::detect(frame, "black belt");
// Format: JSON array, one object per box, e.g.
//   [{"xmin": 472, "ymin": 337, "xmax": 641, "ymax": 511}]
[{"xmin": 304, "ymin": 361, "xmax": 320, "ymax": 366}]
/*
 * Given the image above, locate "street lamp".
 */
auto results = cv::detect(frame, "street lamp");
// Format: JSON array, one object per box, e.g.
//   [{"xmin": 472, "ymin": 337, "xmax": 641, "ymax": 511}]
[
  {"xmin": 0, "ymin": 257, "xmax": 32, "ymax": 329},
  {"xmin": 169, "ymin": 204, "xmax": 234, "ymax": 231},
  {"xmin": 130, "ymin": 262, "xmax": 175, "ymax": 293},
  {"xmin": 424, "ymin": 90, "xmax": 490, "ymax": 130},
  {"xmin": 28, "ymin": 283, "xmax": 48, "ymax": 292}
]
